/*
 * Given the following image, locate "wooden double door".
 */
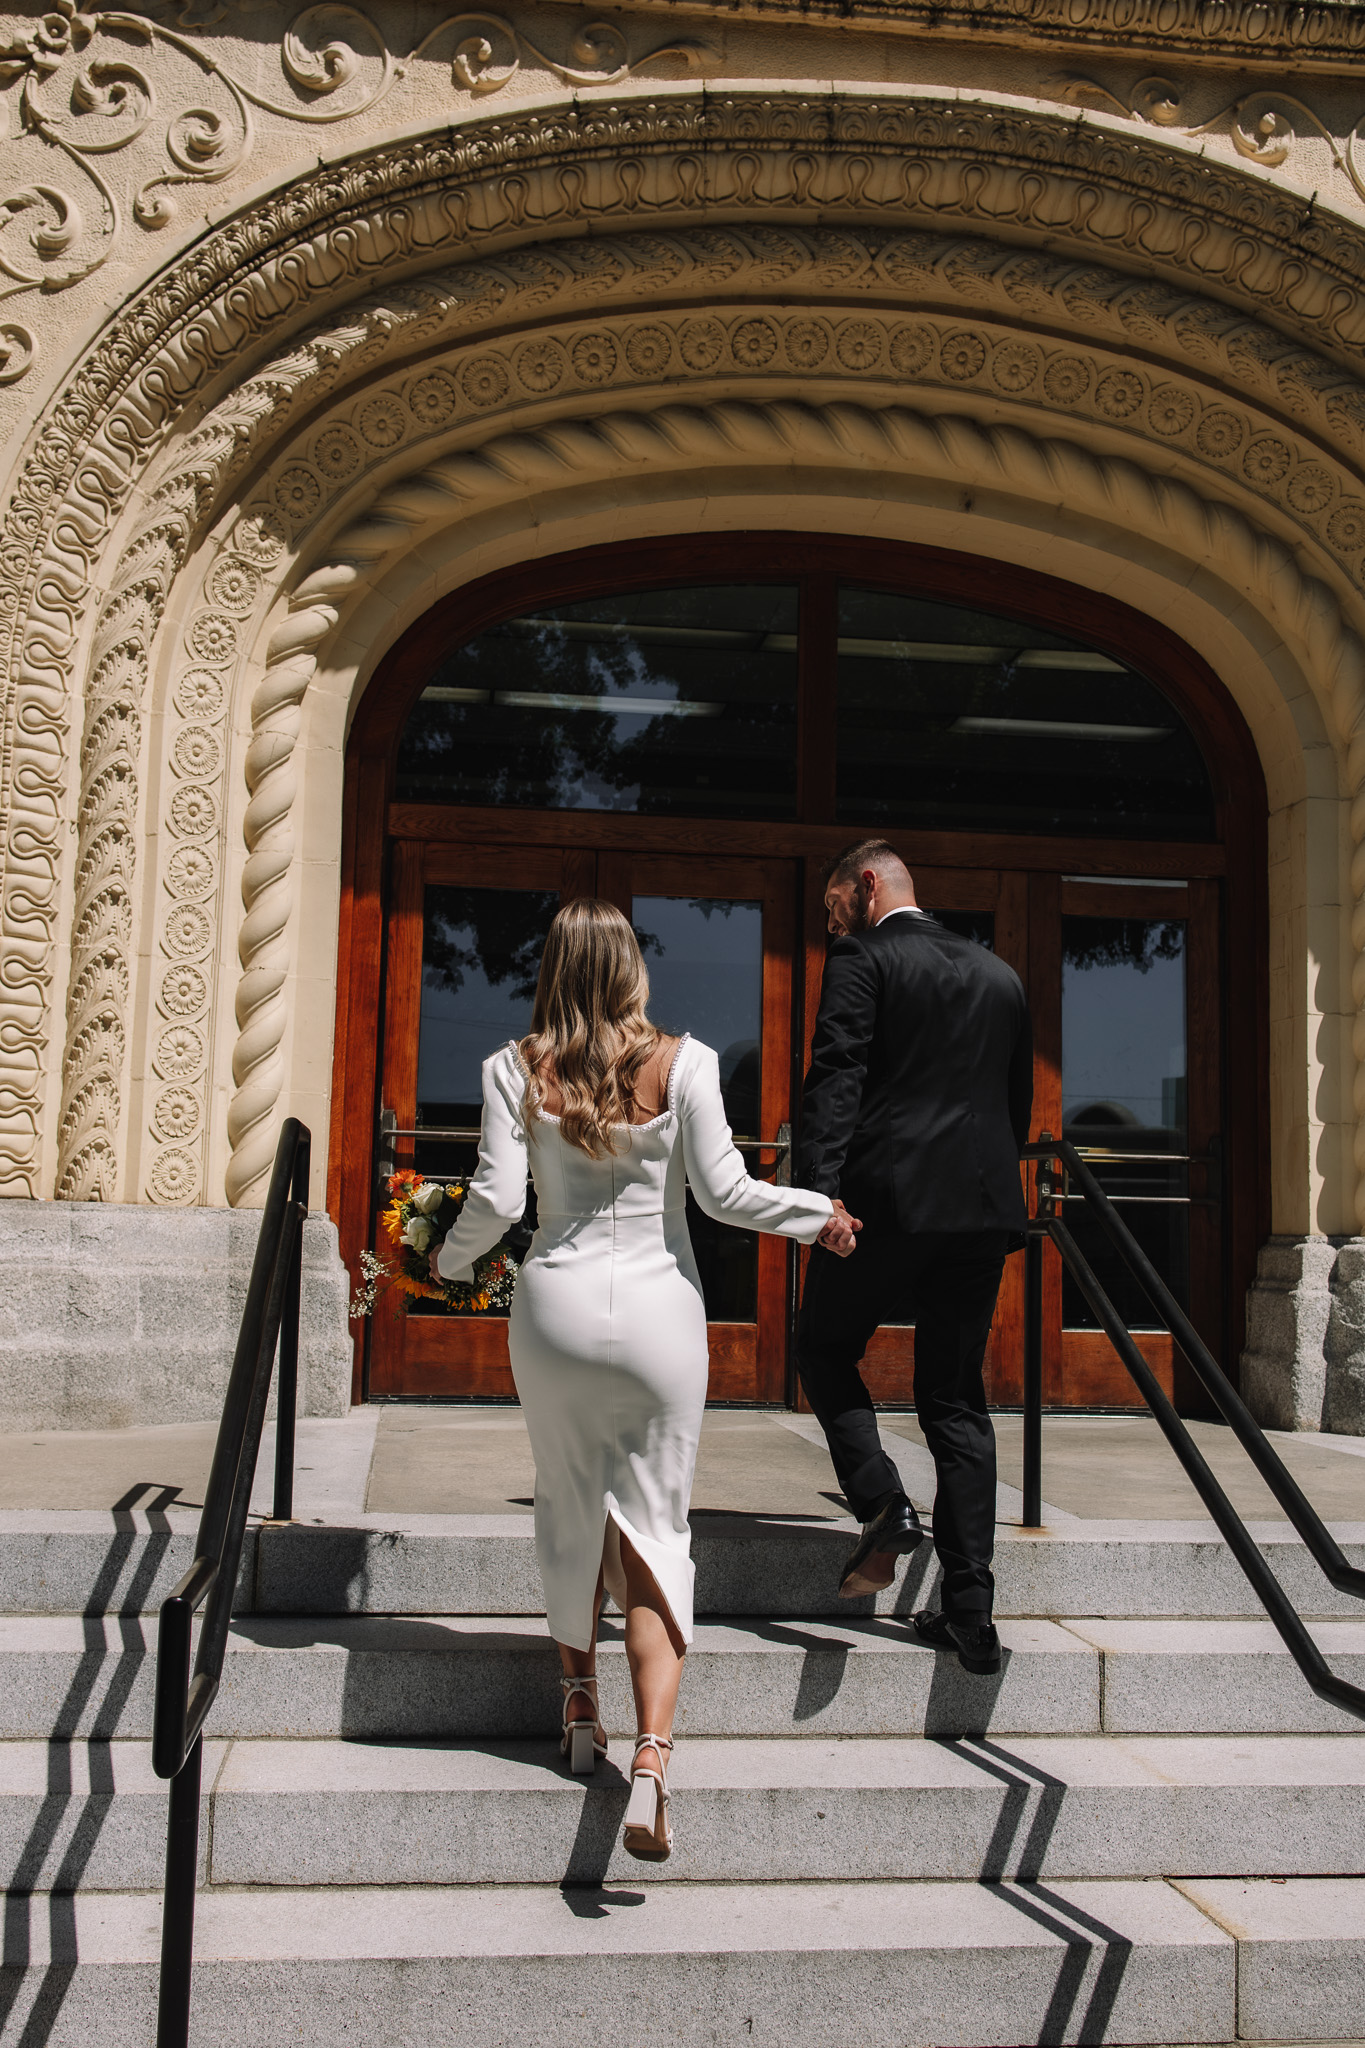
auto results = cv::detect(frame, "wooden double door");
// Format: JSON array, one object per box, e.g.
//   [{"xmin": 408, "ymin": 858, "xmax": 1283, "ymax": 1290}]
[{"xmin": 368, "ymin": 833, "xmax": 1224, "ymax": 1410}]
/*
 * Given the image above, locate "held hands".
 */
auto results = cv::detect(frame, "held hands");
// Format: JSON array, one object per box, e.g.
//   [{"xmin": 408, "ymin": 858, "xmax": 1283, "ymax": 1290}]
[
  {"xmin": 817, "ymin": 1198, "xmax": 862, "ymax": 1258},
  {"xmin": 428, "ymin": 1246, "xmax": 444, "ymax": 1283}
]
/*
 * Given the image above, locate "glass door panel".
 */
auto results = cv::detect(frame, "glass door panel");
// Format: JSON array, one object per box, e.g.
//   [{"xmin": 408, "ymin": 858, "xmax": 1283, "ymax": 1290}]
[
  {"xmin": 633, "ymin": 893, "xmax": 764, "ymax": 1325},
  {"xmin": 368, "ymin": 844, "xmax": 581, "ymax": 1399},
  {"xmin": 1062, "ymin": 903, "xmax": 1189, "ymax": 1330},
  {"xmin": 1047, "ymin": 876, "xmax": 1222, "ymax": 1408},
  {"xmin": 602, "ymin": 852, "xmax": 796, "ymax": 1402}
]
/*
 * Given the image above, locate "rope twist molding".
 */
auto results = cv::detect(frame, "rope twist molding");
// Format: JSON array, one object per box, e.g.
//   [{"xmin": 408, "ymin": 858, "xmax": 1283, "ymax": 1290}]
[
  {"xmin": 10, "ymin": 96, "xmax": 1365, "ymax": 1198},
  {"xmin": 224, "ymin": 602, "xmax": 337, "ymax": 1208},
  {"xmin": 282, "ymin": 396, "xmax": 1365, "ymax": 1222}
]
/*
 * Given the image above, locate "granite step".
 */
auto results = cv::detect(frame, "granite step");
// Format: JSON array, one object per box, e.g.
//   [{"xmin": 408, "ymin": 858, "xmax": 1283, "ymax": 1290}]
[
  {"xmin": 0, "ymin": 1875, "xmax": 1243, "ymax": 2047},
  {"xmin": 7, "ymin": 1733, "xmax": 1364, "ymax": 1892},
  {"xmin": 0, "ymin": 1615, "xmax": 1099, "ymax": 1741},
  {"xmin": 3, "ymin": 1614, "xmax": 1365, "ymax": 1742},
  {"xmin": 4, "ymin": 1510, "xmax": 1364, "ymax": 1620}
]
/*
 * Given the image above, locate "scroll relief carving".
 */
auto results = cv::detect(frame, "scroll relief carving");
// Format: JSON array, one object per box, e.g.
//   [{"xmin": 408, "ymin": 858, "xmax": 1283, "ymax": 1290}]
[
  {"xmin": 622, "ymin": 0, "xmax": 1365, "ymax": 71},
  {"xmin": 0, "ymin": 1, "xmax": 717, "ymax": 384},
  {"xmin": 21, "ymin": 97, "xmax": 1365, "ymax": 1200},
  {"xmin": 1051, "ymin": 73, "xmax": 1365, "ymax": 208}
]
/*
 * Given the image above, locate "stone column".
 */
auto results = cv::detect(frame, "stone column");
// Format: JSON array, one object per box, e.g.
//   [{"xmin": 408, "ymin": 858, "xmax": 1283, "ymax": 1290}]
[{"xmin": 1241, "ymin": 1236, "xmax": 1365, "ymax": 1434}]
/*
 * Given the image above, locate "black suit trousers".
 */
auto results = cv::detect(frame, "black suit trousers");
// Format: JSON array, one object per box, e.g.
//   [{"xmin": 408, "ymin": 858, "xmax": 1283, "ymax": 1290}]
[{"xmin": 796, "ymin": 1228, "xmax": 1010, "ymax": 1619}]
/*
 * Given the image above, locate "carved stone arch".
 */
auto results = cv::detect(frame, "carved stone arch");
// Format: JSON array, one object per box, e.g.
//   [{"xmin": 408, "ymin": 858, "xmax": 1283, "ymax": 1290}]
[
  {"xmin": 18, "ymin": 87, "xmax": 1365, "ymax": 1201},
  {"xmin": 169, "ymin": 390, "xmax": 1355, "ymax": 1220}
]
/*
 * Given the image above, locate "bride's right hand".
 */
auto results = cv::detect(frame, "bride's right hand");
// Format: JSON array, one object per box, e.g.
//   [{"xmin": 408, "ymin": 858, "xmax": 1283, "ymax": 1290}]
[{"xmin": 818, "ymin": 1199, "xmax": 861, "ymax": 1257}]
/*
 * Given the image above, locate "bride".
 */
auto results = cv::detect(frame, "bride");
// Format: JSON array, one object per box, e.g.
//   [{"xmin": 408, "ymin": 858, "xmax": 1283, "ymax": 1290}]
[{"xmin": 433, "ymin": 898, "xmax": 857, "ymax": 1863}]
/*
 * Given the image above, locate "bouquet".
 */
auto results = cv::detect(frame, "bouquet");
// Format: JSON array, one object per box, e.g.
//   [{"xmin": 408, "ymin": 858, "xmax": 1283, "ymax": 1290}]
[{"xmin": 349, "ymin": 1169, "xmax": 519, "ymax": 1318}]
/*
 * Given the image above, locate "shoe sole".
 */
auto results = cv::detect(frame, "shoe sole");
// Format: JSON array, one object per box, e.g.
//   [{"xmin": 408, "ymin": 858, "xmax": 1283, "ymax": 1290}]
[
  {"xmin": 956, "ymin": 1649, "xmax": 1002, "ymax": 1675},
  {"xmin": 838, "ymin": 1526, "xmax": 924, "ymax": 1597}
]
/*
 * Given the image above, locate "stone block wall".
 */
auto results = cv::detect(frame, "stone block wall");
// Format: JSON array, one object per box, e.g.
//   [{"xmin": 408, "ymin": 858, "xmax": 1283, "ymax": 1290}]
[
  {"xmin": 0, "ymin": 1204, "xmax": 352, "ymax": 1432},
  {"xmin": 1242, "ymin": 1237, "xmax": 1365, "ymax": 1434}
]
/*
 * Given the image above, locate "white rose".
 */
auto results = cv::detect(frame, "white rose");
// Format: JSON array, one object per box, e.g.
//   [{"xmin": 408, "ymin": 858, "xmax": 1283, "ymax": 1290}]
[
  {"xmin": 401, "ymin": 1216, "xmax": 434, "ymax": 1253},
  {"xmin": 412, "ymin": 1181, "xmax": 445, "ymax": 1216}
]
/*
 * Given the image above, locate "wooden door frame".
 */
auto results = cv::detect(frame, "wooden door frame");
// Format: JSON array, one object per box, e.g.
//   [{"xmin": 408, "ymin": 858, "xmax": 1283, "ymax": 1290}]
[
  {"xmin": 600, "ymin": 850, "xmax": 797, "ymax": 1401},
  {"xmin": 331, "ymin": 533, "xmax": 1269, "ymax": 1406},
  {"xmin": 367, "ymin": 842, "xmax": 572, "ymax": 1399}
]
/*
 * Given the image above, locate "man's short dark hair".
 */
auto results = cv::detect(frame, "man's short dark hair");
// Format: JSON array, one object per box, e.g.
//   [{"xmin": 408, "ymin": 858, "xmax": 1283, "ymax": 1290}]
[{"xmin": 820, "ymin": 838, "xmax": 908, "ymax": 887}]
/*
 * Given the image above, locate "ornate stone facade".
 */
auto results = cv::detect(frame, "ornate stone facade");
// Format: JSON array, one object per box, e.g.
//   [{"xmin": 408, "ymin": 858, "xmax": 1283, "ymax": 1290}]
[{"xmin": 2, "ymin": 1, "xmax": 1365, "ymax": 1423}]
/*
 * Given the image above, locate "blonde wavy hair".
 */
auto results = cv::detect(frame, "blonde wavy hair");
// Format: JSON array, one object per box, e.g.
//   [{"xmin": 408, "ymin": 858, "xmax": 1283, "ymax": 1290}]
[{"xmin": 520, "ymin": 898, "xmax": 661, "ymax": 1157}]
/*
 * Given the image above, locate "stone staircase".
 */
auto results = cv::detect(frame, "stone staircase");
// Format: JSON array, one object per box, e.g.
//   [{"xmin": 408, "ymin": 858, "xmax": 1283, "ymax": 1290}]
[{"xmin": 2, "ymin": 1507, "xmax": 1365, "ymax": 2045}]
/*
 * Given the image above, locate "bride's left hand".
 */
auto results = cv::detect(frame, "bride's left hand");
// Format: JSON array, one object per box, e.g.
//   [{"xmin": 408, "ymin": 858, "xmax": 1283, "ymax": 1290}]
[
  {"xmin": 428, "ymin": 1246, "xmax": 443, "ymax": 1282},
  {"xmin": 818, "ymin": 1199, "xmax": 861, "ymax": 1257}
]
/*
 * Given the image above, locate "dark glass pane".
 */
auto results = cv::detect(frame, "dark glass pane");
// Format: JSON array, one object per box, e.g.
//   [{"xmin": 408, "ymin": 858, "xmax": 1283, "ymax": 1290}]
[
  {"xmin": 398, "ymin": 586, "xmax": 799, "ymax": 818},
  {"xmin": 1061, "ymin": 913, "xmax": 1189, "ymax": 1329},
  {"xmin": 407, "ymin": 885, "xmax": 556, "ymax": 1313},
  {"xmin": 634, "ymin": 894, "xmax": 763, "ymax": 1322},
  {"xmin": 836, "ymin": 588, "xmax": 1215, "ymax": 840}
]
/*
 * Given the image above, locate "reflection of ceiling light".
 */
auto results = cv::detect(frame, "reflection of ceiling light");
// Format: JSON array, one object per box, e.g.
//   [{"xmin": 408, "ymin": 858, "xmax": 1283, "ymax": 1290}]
[
  {"xmin": 1065, "ymin": 874, "xmax": 1188, "ymax": 890},
  {"xmin": 509, "ymin": 617, "xmax": 771, "ymax": 650},
  {"xmin": 420, "ymin": 685, "xmax": 725, "ymax": 716},
  {"xmin": 838, "ymin": 638, "xmax": 1125, "ymax": 670},
  {"xmin": 499, "ymin": 691, "xmax": 724, "ymax": 716},
  {"xmin": 952, "ymin": 716, "xmax": 1172, "ymax": 742}
]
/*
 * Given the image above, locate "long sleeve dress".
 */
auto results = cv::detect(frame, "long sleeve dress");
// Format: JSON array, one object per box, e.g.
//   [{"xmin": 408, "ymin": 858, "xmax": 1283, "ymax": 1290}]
[{"xmin": 436, "ymin": 1035, "xmax": 834, "ymax": 1650}]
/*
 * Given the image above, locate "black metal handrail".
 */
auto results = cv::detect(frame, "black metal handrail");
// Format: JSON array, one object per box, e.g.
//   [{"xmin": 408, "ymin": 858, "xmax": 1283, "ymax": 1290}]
[
  {"xmin": 1022, "ymin": 1133, "xmax": 1365, "ymax": 1723},
  {"xmin": 151, "ymin": 1118, "xmax": 311, "ymax": 2048}
]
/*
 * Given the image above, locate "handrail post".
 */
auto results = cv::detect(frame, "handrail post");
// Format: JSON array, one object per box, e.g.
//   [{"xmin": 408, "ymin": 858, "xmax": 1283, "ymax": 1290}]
[
  {"xmin": 156, "ymin": 1733, "xmax": 202, "ymax": 2048},
  {"xmin": 272, "ymin": 1130, "xmax": 310, "ymax": 1523},
  {"xmin": 153, "ymin": 1120, "xmax": 311, "ymax": 2048},
  {"xmin": 1022, "ymin": 1131, "xmax": 1052, "ymax": 1529}
]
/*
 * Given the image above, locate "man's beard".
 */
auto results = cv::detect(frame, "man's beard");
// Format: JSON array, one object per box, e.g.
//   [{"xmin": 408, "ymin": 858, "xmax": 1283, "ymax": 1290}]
[{"xmin": 845, "ymin": 891, "xmax": 873, "ymax": 934}]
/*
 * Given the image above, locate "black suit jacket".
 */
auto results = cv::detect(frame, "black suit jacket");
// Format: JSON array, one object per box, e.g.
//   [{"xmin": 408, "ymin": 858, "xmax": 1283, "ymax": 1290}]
[{"xmin": 797, "ymin": 912, "xmax": 1033, "ymax": 1236}]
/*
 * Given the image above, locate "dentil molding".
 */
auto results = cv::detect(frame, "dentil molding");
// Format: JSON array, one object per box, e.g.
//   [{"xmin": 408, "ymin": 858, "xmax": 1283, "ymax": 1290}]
[
  {"xmin": 13, "ymin": 91, "xmax": 1365, "ymax": 1200},
  {"xmin": 616, "ymin": 0, "xmax": 1365, "ymax": 73}
]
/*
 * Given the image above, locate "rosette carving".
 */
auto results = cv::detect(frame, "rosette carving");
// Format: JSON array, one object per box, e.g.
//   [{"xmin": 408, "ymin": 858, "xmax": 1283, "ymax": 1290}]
[{"xmin": 12, "ymin": 93, "xmax": 1365, "ymax": 1210}]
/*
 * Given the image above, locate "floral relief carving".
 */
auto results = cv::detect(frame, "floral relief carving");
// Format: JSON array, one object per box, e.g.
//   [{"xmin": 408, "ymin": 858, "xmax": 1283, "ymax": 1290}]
[{"xmin": 20, "ymin": 99, "xmax": 1365, "ymax": 1201}]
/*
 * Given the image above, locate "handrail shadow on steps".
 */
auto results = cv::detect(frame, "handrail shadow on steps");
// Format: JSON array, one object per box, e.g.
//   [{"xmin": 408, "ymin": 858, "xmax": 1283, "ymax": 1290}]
[
  {"xmin": 151, "ymin": 1119, "xmax": 310, "ymax": 2048},
  {"xmin": 1022, "ymin": 1134, "xmax": 1365, "ymax": 1724}
]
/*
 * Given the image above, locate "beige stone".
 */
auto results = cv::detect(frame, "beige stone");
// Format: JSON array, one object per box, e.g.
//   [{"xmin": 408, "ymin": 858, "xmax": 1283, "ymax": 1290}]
[{"xmin": 0, "ymin": 5, "xmax": 1359, "ymax": 1417}]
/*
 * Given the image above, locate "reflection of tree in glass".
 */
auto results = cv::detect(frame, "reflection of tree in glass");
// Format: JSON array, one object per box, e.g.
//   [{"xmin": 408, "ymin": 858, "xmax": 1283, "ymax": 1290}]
[
  {"xmin": 1064, "ymin": 918, "xmax": 1184, "ymax": 974},
  {"xmin": 422, "ymin": 887, "xmax": 560, "ymax": 1002}
]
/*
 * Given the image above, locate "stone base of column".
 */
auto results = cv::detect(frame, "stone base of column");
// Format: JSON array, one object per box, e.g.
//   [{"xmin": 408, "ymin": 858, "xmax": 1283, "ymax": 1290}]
[
  {"xmin": 0, "ymin": 1201, "xmax": 353, "ymax": 1431},
  {"xmin": 1241, "ymin": 1235, "xmax": 1365, "ymax": 1435}
]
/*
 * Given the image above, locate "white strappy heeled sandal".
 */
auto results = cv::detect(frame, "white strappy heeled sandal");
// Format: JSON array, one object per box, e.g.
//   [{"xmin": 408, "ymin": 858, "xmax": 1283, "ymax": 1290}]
[
  {"xmin": 622, "ymin": 1732, "xmax": 674, "ymax": 1862},
  {"xmin": 560, "ymin": 1676, "xmax": 608, "ymax": 1775}
]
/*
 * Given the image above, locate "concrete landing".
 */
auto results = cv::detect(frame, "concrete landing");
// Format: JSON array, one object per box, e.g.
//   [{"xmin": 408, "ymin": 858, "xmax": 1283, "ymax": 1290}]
[{"xmin": 0, "ymin": 1404, "xmax": 1362, "ymax": 1525}]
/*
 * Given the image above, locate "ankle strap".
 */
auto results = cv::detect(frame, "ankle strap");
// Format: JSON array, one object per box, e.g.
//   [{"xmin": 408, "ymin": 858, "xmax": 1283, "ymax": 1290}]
[
  {"xmin": 561, "ymin": 1675, "xmax": 598, "ymax": 1694},
  {"xmin": 632, "ymin": 1731, "xmax": 673, "ymax": 1754}
]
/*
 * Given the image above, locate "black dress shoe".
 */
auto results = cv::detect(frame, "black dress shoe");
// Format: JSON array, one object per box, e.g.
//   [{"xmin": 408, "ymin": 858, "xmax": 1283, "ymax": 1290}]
[
  {"xmin": 912, "ymin": 1608, "xmax": 1002, "ymax": 1674},
  {"xmin": 838, "ymin": 1495, "xmax": 924, "ymax": 1597}
]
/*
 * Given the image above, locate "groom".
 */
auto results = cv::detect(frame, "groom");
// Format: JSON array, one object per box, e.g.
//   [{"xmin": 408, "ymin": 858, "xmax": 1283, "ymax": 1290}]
[{"xmin": 795, "ymin": 839, "xmax": 1033, "ymax": 1674}]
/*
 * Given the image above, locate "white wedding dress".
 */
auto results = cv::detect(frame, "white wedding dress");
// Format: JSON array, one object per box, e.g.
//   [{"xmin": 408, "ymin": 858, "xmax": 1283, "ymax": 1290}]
[{"xmin": 436, "ymin": 1036, "xmax": 833, "ymax": 1650}]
